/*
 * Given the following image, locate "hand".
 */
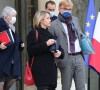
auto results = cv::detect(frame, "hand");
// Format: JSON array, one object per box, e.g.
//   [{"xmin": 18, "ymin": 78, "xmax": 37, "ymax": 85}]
[
  {"xmin": 21, "ymin": 43, "xmax": 25, "ymax": 47},
  {"xmin": 84, "ymin": 53, "xmax": 89, "ymax": 55},
  {"xmin": 54, "ymin": 50, "xmax": 61, "ymax": 58},
  {"xmin": 46, "ymin": 39, "xmax": 56, "ymax": 46},
  {"xmin": 0, "ymin": 42, "xmax": 7, "ymax": 50}
]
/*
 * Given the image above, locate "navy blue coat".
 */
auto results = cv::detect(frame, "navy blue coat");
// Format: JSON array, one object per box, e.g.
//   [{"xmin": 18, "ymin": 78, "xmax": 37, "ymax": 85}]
[
  {"xmin": 0, "ymin": 18, "xmax": 23, "ymax": 78},
  {"xmin": 51, "ymin": 15, "xmax": 57, "ymax": 22}
]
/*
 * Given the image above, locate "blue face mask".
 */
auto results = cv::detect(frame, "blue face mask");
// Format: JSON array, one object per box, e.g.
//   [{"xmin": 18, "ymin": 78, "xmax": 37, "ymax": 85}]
[
  {"xmin": 62, "ymin": 11, "xmax": 71, "ymax": 18},
  {"xmin": 50, "ymin": 12, "xmax": 55, "ymax": 17}
]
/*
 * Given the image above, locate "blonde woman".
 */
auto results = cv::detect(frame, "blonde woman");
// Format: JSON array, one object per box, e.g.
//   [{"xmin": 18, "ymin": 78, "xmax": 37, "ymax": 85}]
[{"xmin": 27, "ymin": 11, "xmax": 64, "ymax": 90}]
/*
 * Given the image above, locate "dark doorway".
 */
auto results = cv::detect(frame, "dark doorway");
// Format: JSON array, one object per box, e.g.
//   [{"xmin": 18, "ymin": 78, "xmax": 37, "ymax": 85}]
[{"xmin": 15, "ymin": 0, "xmax": 38, "ymax": 90}]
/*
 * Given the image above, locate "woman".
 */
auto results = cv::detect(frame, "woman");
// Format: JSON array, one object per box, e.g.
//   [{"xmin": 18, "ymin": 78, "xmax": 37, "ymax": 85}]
[
  {"xmin": 27, "ymin": 11, "xmax": 64, "ymax": 90},
  {"xmin": 0, "ymin": 6, "xmax": 24, "ymax": 90}
]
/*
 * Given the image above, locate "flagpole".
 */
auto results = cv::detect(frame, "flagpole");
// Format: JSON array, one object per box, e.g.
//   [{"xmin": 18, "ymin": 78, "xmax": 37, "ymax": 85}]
[
  {"xmin": 99, "ymin": 9, "xmax": 100, "ymax": 90},
  {"xmin": 88, "ymin": 68, "xmax": 90, "ymax": 90}
]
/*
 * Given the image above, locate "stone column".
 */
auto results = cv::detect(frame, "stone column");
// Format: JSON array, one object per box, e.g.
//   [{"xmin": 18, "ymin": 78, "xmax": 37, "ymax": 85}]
[{"xmin": 38, "ymin": 0, "xmax": 47, "ymax": 11}]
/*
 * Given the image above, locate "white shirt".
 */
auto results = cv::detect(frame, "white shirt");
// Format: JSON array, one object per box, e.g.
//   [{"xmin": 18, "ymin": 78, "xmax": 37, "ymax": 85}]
[{"xmin": 62, "ymin": 23, "xmax": 81, "ymax": 53}]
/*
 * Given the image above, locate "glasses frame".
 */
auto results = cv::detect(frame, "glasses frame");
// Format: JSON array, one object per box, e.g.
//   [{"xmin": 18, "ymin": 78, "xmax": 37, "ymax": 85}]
[{"xmin": 60, "ymin": 8, "xmax": 72, "ymax": 11}]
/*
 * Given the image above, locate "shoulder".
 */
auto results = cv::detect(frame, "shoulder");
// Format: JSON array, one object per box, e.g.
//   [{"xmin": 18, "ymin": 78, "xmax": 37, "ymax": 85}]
[
  {"xmin": 27, "ymin": 29, "xmax": 36, "ymax": 42},
  {"xmin": 51, "ymin": 16, "xmax": 57, "ymax": 22},
  {"xmin": 72, "ymin": 16, "xmax": 78, "ymax": 19},
  {"xmin": 72, "ymin": 16, "xmax": 81, "ymax": 31},
  {"xmin": 0, "ymin": 18, "xmax": 7, "ymax": 26},
  {"xmin": 72, "ymin": 16, "xmax": 79, "ymax": 22},
  {"xmin": 51, "ymin": 19, "xmax": 60, "ymax": 26},
  {"xmin": 0, "ymin": 18, "xmax": 9, "ymax": 30},
  {"xmin": 27, "ymin": 28, "xmax": 35, "ymax": 37},
  {"xmin": 0, "ymin": 18, "xmax": 4, "ymax": 22},
  {"xmin": 52, "ymin": 15, "xmax": 57, "ymax": 19},
  {"xmin": 53, "ymin": 15, "xmax": 57, "ymax": 18}
]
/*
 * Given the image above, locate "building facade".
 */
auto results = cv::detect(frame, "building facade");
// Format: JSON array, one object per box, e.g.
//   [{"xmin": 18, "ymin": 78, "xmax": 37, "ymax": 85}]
[{"xmin": 0, "ymin": 0, "xmax": 100, "ymax": 90}]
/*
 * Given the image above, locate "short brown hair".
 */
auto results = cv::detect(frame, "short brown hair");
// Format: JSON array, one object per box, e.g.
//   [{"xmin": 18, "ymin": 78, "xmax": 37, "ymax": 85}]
[
  {"xmin": 45, "ymin": 1, "xmax": 56, "ymax": 9},
  {"xmin": 59, "ymin": 0, "xmax": 73, "ymax": 8}
]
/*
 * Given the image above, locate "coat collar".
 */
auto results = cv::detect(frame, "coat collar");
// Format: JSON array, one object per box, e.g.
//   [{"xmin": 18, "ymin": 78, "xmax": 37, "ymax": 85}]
[
  {"xmin": 56, "ymin": 19, "xmax": 67, "ymax": 36},
  {"xmin": 0, "ymin": 18, "xmax": 9, "ymax": 30}
]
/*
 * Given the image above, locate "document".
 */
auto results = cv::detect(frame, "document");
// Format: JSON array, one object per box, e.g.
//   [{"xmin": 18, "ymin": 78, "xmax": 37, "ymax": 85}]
[{"xmin": 0, "ymin": 29, "xmax": 14, "ymax": 46}]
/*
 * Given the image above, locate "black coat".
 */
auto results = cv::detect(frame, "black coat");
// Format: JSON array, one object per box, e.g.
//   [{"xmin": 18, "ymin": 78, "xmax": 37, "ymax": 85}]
[
  {"xmin": 51, "ymin": 15, "xmax": 57, "ymax": 22},
  {"xmin": 0, "ymin": 18, "xmax": 23, "ymax": 78},
  {"xmin": 27, "ymin": 27, "xmax": 63, "ymax": 86}
]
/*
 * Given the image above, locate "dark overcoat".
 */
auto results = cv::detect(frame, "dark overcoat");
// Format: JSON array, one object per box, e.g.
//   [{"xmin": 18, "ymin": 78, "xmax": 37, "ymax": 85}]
[
  {"xmin": 0, "ymin": 18, "xmax": 23, "ymax": 78},
  {"xmin": 27, "ymin": 27, "xmax": 63, "ymax": 86},
  {"xmin": 51, "ymin": 15, "xmax": 57, "ymax": 22}
]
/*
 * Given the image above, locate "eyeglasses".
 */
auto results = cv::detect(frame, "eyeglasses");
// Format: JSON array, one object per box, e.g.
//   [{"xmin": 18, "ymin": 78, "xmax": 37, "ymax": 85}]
[{"xmin": 60, "ymin": 8, "xmax": 72, "ymax": 11}]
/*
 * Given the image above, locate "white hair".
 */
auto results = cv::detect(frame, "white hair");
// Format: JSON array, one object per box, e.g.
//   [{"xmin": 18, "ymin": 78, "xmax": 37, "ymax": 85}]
[{"xmin": 1, "ymin": 6, "xmax": 17, "ymax": 18}]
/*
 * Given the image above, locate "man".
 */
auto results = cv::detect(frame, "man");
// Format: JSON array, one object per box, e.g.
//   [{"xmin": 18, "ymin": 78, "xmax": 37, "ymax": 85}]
[
  {"xmin": 49, "ymin": 0, "xmax": 85, "ymax": 90},
  {"xmin": 45, "ymin": 0, "xmax": 57, "ymax": 22}
]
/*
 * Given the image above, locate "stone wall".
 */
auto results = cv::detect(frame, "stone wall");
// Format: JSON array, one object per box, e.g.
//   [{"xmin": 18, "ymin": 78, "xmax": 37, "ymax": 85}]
[{"xmin": 71, "ymin": 0, "xmax": 88, "ymax": 31}]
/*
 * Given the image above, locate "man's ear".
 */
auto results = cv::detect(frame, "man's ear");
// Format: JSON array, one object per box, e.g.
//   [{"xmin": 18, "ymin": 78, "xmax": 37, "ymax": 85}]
[
  {"xmin": 45, "ymin": 8, "xmax": 47, "ymax": 11},
  {"xmin": 58, "ymin": 8, "xmax": 61, "ymax": 12}
]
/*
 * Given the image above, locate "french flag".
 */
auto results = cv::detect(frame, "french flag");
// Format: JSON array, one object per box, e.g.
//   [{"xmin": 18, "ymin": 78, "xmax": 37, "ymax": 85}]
[{"xmin": 89, "ymin": 11, "xmax": 100, "ymax": 73}]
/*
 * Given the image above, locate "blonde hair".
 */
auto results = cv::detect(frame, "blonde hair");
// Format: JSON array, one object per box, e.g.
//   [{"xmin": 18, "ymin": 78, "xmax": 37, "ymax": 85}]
[
  {"xmin": 59, "ymin": 0, "xmax": 73, "ymax": 8},
  {"xmin": 33, "ymin": 11, "xmax": 50, "ymax": 28}
]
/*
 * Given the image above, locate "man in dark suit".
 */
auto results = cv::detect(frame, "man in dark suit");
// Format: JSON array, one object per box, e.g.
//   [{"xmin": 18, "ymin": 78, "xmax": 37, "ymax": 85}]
[
  {"xmin": 49, "ymin": 0, "xmax": 85, "ymax": 90},
  {"xmin": 45, "ymin": 1, "xmax": 57, "ymax": 22}
]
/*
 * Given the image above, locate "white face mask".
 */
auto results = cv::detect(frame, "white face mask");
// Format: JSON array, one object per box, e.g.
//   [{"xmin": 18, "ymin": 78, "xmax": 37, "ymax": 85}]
[
  {"xmin": 49, "ymin": 12, "xmax": 55, "ymax": 17},
  {"xmin": 10, "ymin": 17, "xmax": 16, "ymax": 24}
]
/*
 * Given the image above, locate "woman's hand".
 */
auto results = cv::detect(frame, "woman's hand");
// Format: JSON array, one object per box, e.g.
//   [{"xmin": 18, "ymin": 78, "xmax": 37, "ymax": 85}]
[
  {"xmin": 54, "ymin": 50, "xmax": 61, "ymax": 58},
  {"xmin": 46, "ymin": 39, "xmax": 56, "ymax": 46},
  {"xmin": 21, "ymin": 43, "xmax": 25, "ymax": 48},
  {"xmin": 0, "ymin": 42, "xmax": 7, "ymax": 50}
]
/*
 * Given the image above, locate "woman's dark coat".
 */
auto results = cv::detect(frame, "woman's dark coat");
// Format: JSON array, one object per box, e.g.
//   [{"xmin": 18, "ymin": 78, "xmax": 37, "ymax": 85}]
[
  {"xmin": 0, "ymin": 18, "xmax": 23, "ymax": 78},
  {"xmin": 27, "ymin": 27, "xmax": 63, "ymax": 86}
]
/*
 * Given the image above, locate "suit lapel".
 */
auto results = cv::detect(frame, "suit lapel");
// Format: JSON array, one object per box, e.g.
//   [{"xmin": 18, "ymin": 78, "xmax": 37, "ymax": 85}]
[
  {"xmin": 56, "ymin": 19, "xmax": 67, "ymax": 37},
  {"xmin": 72, "ymin": 17, "xmax": 81, "ymax": 46}
]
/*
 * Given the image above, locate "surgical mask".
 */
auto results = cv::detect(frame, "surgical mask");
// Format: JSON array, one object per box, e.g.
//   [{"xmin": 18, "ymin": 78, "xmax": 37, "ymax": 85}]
[
  {"xmin": 62, "ymin": 11, "xmax": 71, "ymax": 18},
  {"xmin": 10, "ymin": 17, "xmax": 16, "ymax": 24},
  {"xmin": 50, "ymin": 12, "xmax": 55, "ymax": 17}
]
